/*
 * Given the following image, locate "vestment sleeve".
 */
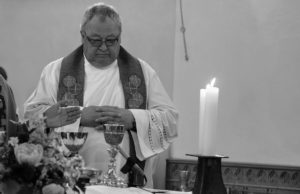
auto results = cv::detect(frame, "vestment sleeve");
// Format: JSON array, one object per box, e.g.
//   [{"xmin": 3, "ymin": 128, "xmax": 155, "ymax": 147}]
[
  {"xmin": 23, "ymin": 60, "xmax": 61, "ymax": 119},
  {"xmin": 130, "ymin": 61, "xmax": 178, "ymax": 160}
]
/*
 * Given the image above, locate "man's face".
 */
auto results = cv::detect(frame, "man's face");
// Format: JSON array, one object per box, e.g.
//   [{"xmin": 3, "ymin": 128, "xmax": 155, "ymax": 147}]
[{"xmin": 81, "ymin": 16, "xmax": 121, "ymax": 68}]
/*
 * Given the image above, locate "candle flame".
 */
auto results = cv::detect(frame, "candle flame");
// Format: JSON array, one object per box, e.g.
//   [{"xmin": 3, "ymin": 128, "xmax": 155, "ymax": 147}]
[{"xmin": 210, "ymin": 78, "xmax": 216, "ymax": 87}]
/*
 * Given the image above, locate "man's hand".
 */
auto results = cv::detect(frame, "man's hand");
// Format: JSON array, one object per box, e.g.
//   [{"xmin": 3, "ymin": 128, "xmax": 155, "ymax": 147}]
[
  {"xmin": 95, "ymin": 106, "xmax": 134, "ymax": 130},
  {"xmin": 80, "ymin": 106, "xmax": 134, "ymax": 130},
  {"xmin": 80, "ymin": 106, "xmax": 103, "ymax": 127},
  {"xmin": 44, "ymin": 101, "xmax": 81, "ymax": 128}
]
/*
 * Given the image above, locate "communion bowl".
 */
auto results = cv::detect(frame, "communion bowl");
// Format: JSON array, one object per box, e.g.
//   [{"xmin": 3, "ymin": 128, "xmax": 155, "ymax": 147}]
[
  {"xmin": 80, "ymin": 167, "xmax": 102, "ymax": 178},
  {"xmin": 60, "ymin": 132, "xmax": 88, "ymax": 153},
  {"xmin": 79, "ymin": 167, "xmax": 102, "ymax": 185}
]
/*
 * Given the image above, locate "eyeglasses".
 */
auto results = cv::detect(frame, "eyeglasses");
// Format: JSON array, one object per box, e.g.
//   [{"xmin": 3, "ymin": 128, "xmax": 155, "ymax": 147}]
[{"xmin": 84, "ymin": 34, "xmax": 120, "ymax": 47}]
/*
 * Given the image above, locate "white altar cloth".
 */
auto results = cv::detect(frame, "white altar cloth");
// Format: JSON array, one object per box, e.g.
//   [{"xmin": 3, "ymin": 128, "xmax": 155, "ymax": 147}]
[{"xmin": 85, "ymin": 185, "xmax": 192, "ymax": 194}]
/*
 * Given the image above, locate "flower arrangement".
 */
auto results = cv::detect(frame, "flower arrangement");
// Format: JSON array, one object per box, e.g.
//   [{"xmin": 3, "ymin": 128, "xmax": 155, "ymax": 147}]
[{"xmin": 0, "ymin": 116, "xmax": 84, "ymax": 194}]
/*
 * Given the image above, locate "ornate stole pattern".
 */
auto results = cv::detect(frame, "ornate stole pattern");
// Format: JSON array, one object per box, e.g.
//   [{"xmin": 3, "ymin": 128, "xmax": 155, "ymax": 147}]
[
  {"xmin": 118, "ymin": 47, "xmax": 147, "ymax": 109},
  {"xmin": 57, "ymin": 46, "xmax": 84, "ymax": 106}
]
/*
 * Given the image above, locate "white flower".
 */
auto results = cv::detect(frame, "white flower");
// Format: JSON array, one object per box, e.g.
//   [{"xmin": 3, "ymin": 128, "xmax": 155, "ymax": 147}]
[
  {"xmin": 8, "ymin": 137, "xmax": 19, "ymax": 147},
  {"xmin": 14, "ymin": 143, "xmax": 43, "ymax": 166},
  {"xmin": 42, "ymin": 183, "xmax": 65, "ymax": 194}
]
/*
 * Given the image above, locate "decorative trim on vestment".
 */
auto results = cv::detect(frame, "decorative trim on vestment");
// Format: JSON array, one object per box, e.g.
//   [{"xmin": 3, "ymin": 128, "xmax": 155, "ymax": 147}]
[
  {"xmin": 57, "ymin": 46, "xmax": 84, "ymax": 106},
  {"xmin": 118, "ymin": 46, "xmax": 147, "ymax": 110},
  {"xmin": 149, "ymin": 113, "xmax": 166, "ymax": 153},
  {"xmin": 61, "ymin": 75, "xmax": 82, "ymax": 106},
  {"xmin": 124, "ymin": 75, "xmax": 144, "ymax": 109}
]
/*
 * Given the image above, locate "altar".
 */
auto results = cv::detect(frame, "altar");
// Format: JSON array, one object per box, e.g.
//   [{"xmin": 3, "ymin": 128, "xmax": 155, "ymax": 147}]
[{"xmin": 85, "ymin": 185, "xmax": 192, "ymax": 194}]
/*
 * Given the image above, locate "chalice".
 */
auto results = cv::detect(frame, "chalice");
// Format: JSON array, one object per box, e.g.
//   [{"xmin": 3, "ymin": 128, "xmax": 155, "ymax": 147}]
[
  {"xmin": 60, "ymin": 132, "xmax": 88, "ymax": 156},
  {"xmin": 60, "ymin": 132, "xmax": 88, "ymax": 188},
  {"xmin": 100, "ymin": 123, "xmax": 127, "ymax": 187}
]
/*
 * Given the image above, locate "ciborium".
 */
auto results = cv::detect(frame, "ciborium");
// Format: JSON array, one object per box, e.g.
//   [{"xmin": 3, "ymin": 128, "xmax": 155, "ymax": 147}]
[{"xmin": 100, "ymin": 123, "xmax": 127, "ymax": 187}]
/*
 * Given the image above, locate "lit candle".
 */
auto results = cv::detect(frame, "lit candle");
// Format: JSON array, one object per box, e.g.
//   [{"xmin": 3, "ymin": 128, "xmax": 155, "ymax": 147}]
[{"xmin": 198, "ymin": 78, "xmax": 219, "ymax": 155}]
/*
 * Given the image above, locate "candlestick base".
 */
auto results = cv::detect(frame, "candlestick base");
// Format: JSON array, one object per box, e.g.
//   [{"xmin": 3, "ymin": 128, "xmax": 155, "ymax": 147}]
[{"xmin": 186, "ymin": 154, "xmax": 228, "ymax": 194}]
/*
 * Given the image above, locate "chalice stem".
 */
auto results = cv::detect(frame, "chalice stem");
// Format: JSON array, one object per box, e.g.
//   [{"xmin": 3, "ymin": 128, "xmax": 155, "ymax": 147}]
[{"xmin": 107, "ymin": 146, "xmax": 118, "ymax": 178}]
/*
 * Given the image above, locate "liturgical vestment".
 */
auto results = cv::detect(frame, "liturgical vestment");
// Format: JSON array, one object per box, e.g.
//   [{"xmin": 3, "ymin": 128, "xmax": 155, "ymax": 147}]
[{"xmin": 24, "ymin": 54, "xmax": 178, "ymax": 187}]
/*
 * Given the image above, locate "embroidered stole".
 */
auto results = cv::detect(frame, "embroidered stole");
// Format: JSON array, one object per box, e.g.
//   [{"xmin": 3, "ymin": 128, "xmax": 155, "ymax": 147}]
[{"xmin": 57, "ymin": 45, "xmax": 146, "ymax": 186}]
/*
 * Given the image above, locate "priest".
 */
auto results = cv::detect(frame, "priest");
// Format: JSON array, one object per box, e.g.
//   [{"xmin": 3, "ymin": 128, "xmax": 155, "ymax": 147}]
[{"xmin": 24, "ymin": 2, "xmax": 178, "ymax": 188}]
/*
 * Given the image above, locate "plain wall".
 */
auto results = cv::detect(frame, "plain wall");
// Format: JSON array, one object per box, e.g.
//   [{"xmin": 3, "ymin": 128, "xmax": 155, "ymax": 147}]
[
  {"xmin": 0, "ymin": 0, "xmax": 176, "ymax": 189},
  {"xmin": 172, "ymin": 0, "xmax": 300, "ymax": 166}
]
